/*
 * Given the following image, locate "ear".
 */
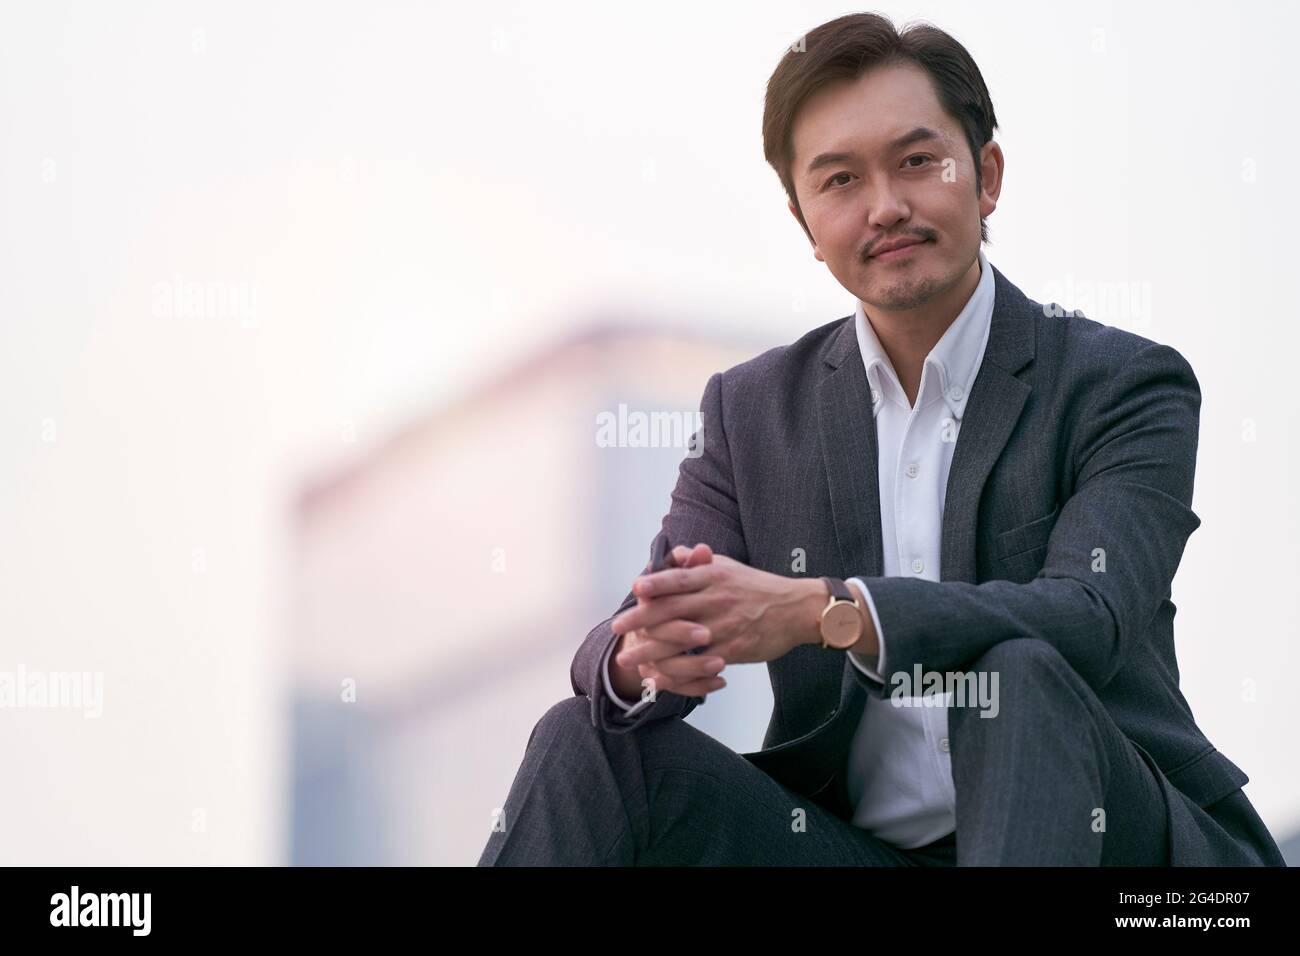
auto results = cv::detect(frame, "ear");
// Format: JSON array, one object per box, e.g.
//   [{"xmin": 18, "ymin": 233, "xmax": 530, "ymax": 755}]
[
  {"xmin": 977, "ymin": 140, "xmax": 1004, "ymax": 220},
  {"xmin": 788, "ymin": 199, "xmax": 824, "ymax": 262}
]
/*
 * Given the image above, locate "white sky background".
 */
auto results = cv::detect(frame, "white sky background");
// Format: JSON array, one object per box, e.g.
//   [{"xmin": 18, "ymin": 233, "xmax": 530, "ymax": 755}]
[{"xmin": 1, "ymin": 0, "xmax": 1298, "ymax": 862}]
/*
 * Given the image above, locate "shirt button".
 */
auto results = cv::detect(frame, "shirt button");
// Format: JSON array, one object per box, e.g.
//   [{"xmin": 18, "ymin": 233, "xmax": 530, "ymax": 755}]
[
  {"xmin": 911, "ymin": 558, "xmax": 924, "ymax": 574},
  {"xmin": 871, "ymin": 387, "xmax": 880, "ymax": 405},
  {"xmin": 905, "ymin": 462, "xmax": 919, "ymax": 478},
  {"xmin": 948, "ymin": 385, "xmax": 964, "ymax": 401},
  {"xmin": 939, "ymin": 737, "xmax": 949, "ymax": 752}
]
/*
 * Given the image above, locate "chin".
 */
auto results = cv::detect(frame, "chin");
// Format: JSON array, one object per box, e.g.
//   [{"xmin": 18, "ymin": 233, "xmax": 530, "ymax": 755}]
[{"xmin": 870, "ymin": 274, "xmax": 945, "ymax": 311}]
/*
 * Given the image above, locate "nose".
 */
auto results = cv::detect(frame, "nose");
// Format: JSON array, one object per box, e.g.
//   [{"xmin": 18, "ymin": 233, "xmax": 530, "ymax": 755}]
[{"xmin": 865, "ymin": 182, "xmax": 910, "ymax": 236}]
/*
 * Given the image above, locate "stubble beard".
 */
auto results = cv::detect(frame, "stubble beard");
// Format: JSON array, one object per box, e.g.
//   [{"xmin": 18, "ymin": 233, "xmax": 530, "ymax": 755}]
[{"xmin": 867, "ymin": 272, "xmax": 944, "ymax": 312}]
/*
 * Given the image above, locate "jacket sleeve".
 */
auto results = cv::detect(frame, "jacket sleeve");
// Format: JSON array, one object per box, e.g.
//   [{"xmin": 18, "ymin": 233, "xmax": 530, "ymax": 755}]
[
  {"xmin": 846, "ymin": 342, "xmax": 1202, "ymax": 699},
  {"xmin": 846, "ymin": 577, "xmax": 887, "ymax": 680},
  {"xmin": 570, "ymin": 370, "xmax": 750, "ymax": 733}
]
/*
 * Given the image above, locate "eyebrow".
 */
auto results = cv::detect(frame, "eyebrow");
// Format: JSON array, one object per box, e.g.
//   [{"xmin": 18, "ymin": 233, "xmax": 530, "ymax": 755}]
[{"xmin": 804, "ymin": 126, "xmax": 943, "ymax": 179}]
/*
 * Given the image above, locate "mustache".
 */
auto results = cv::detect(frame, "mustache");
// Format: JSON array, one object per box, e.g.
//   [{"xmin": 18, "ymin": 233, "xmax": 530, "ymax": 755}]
[{"xmin": 861, "ymin": 230, "xmax": 935, "ymax": 262}]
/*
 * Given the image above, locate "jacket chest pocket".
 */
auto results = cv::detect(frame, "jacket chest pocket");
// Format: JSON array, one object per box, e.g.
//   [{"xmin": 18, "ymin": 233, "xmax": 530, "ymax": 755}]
[{"xmin": 994, "ymin": 502, "xmax": 1060, "ymax": 578}]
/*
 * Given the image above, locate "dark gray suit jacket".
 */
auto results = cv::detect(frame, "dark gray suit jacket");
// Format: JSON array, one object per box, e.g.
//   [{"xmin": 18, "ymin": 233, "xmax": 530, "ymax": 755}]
[{"xmin": 570, "ymin": 263, "xmax": 1285, "ymax": 866}]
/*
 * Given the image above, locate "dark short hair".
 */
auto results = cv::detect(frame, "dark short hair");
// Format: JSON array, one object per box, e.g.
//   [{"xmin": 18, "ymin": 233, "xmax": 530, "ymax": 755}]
[{"xmin": 763, "ymin": 13, "xmax": 998, "ymax": 244}]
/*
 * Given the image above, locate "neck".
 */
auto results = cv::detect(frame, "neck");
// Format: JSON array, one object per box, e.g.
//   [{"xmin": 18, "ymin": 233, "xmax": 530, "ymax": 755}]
[{"xmin": 860, "ymin": 254, "xmax": 982, "ymax": 407}]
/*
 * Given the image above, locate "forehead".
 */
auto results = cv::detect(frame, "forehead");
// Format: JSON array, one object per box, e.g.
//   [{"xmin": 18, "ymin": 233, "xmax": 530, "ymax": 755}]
[{"xmin": 790, "ymin": 61, "xmax": 960, "ymax": 170}]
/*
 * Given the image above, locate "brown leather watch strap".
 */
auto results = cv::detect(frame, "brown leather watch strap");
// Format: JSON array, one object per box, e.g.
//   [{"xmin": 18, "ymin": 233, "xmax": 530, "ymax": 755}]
[{"xmin": 821, "ymin": 576, "xmax": 855, "ymax": 604}]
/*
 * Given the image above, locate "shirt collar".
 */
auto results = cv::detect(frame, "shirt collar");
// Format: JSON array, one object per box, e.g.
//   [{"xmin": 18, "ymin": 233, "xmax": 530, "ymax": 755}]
[{"xmin": 853, "ymin": 245, "xmax": 995, "ymax": 421}]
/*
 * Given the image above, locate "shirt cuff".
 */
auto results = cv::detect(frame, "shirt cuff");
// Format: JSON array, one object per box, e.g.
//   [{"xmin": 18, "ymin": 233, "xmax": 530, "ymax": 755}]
[
  {"xmin": 846, "ymin": 577, "xmax": 887, "ymax": 681},
  {"xmin": 601, "ymin": 634, "xmax": 654, "ymax": 716}
]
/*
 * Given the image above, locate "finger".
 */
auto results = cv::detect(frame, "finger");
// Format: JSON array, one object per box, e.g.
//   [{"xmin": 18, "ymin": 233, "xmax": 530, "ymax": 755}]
[
  {"xmin": 631, "ymin": 563, "xmax": 708, "ymax": 601},
  {"xmin": 674, "ymin": 674, "xmax": 727, "ymax": 697},
  {"xmin": 681, "ymin": 543, "xmax": 714, "ymax": 568},
  {"xmin": 617, "ymin": 620, "xmax": 710, "ymax": 667},
  {"xmin": 643, "ymin": 617, "xmax": 711, "ymax": 651},
  {"xmin": 629, "ymin": 549, "xmax": 693, "ymax": 610},
  {"xmin": 639, "ymin": 543, "xmax": 692, "ymax": 580},
  {"xmin": 613, "ymin": 592, "xmax": 704, "ymax": 635},
  {"xmin": 651, "ymin": 653, "xmax": 726, "ymax": 682},
  {"xmin": 638, "ymin": 661, "xmax": 727, "ymax": 699}
]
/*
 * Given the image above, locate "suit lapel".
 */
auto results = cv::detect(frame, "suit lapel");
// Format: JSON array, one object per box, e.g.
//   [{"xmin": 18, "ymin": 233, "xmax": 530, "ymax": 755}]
[
  {"xmin": 814, "ymin": 264, "xmax": 1037, "ymax": 712},
  {"xmin": 940, "ymin": 268, "xmax": 1036, "ymax": 583},
  {"xmin": 816, "ymin": 333, "xmax": 885, "ymax": 583}
]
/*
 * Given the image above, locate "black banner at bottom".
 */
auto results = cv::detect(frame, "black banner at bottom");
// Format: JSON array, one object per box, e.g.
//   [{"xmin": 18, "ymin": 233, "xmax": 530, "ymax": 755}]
[{"xmin": 1, "ymin": 865, "xmax": 1293, "ymax": 941}]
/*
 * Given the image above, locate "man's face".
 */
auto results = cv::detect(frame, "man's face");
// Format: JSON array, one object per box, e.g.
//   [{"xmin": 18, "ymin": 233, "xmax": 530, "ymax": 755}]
[{"xmin": 788, "ymin": 60, "xmax": 1001, "ymax": 313}]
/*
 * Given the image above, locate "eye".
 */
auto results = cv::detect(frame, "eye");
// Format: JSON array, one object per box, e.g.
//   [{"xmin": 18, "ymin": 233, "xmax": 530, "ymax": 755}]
[
  {"xmin": 904, "ymin": 154, "xmax": 934, "ymax": 168},
  {"xmin": 822, "ymin": 172, "xmax": 853, "ymax": 191}
]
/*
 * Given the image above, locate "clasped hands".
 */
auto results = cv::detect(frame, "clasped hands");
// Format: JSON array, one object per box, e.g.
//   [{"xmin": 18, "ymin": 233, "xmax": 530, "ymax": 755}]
[{"xmin": 609, "ymin": 543, "xmax": 827, "ymax": 700}]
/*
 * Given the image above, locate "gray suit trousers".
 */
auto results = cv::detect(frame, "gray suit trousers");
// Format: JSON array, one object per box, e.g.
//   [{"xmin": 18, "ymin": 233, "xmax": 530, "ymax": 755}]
[
  {"xmin": 478, "ymin": 639, "xmax": 1188, "ymax": 866},
  {"xmin": 476, "ymin": 692, "xmax": 957, "ymax": 866}
]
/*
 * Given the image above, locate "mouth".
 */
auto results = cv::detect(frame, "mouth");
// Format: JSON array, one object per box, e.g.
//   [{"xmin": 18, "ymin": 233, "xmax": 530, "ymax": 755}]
[{"xmin": 869, "ymin": 238, "xmax": 929, "ymax": 263}]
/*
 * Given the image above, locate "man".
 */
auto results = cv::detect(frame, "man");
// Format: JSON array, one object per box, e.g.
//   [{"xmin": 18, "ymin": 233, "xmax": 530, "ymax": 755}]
[{"xmin": 477, "ymin": 12, "xmax": 1285, "ymax": 866}]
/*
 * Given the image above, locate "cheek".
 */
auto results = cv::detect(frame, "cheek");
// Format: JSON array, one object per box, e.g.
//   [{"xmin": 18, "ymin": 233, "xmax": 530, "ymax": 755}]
[
  {"xmin": 811, "ymin": 206, "xmax": 859, "ymax": 257},
  {"xmin": 930, "ymin": 179, "xmax": 976, "ymax": 221}
]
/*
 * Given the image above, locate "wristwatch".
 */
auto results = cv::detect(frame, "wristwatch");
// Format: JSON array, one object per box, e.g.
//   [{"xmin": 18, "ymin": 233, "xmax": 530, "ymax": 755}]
[{"xmin": 817, "ymin": 577, "xmax": 864, "ymax": 650}]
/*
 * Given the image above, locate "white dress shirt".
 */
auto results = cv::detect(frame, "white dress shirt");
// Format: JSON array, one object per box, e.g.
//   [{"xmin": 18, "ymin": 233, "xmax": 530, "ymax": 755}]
[{"xmin": 602, "ymin": 247, "xmax": 996, "ymax": 850}]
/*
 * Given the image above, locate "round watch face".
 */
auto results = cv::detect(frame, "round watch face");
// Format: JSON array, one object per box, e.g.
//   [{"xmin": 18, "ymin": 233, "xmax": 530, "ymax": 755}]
[{"xmin": 821, "ymin": 602, "xmax": 863, "ymax": 649}]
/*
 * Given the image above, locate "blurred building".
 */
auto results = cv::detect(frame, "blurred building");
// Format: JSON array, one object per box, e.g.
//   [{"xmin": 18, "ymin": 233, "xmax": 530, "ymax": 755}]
[{"xmin": 288, "ymin": 321, "xmax": 774, "ymax": 865}]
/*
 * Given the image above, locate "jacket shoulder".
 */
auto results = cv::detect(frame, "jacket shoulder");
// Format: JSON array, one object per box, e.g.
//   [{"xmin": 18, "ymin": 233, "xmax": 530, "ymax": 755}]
[{"xmin": 1028, "ymin": 291, "xmax": 1196, "ymax": 384}]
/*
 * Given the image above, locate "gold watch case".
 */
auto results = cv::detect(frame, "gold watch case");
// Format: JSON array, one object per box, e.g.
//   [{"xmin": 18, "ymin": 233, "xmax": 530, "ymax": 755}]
[{"xmin": 819, "ymin": 594, "xmax": 863, "ymax": 650}]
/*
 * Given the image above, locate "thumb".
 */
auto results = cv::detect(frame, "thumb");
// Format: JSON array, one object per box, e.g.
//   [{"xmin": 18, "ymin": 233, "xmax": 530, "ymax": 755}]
[
  {"xmin": 685, "ymin": 542, "xmax": 714, "ymax": 565},
  {"xmin": 668, "ymin": 543, "xmax": 714, "ymax": 568}
]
